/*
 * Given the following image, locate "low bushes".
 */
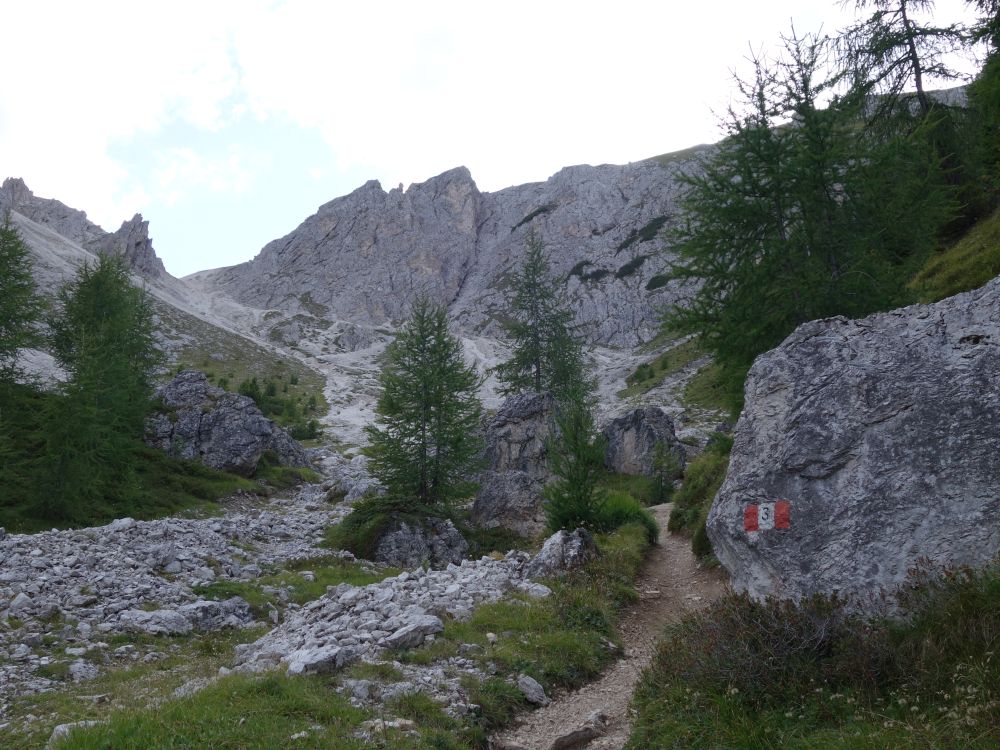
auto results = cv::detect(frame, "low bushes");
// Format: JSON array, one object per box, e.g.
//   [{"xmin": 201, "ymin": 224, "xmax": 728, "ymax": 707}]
[
  {"xmin": 668, "ymin": 433, "xmax": 731, "ymax": 559},
  {"xmin": 627, "ymin": 562, "xmax": 1000, "ymax": 749}
]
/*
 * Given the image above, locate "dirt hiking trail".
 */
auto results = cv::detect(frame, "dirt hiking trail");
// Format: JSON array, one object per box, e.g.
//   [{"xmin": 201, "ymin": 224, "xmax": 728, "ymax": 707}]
[{"xmin": 493, "ymin": 503, "xmax": 728, "ymax": 750}]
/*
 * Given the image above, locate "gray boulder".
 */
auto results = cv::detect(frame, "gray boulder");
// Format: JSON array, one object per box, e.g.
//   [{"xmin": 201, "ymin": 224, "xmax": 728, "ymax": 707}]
[
  {"xmin": 176, "ymin": 597, "xmax": 254, "ymax": 631},
  {"xmin": 708, "ymin": 278, "xmax": 1000, "ymax": 605},
  {"xmin": 383, "ymin": 614, "xmax": 444, "ymax": 649},
  {"xmin": 117, "ymin": 608, "xmax": 193, "ymax": 636},
  {"xmin": 471, "ymin": 392, "xmax": 557, "ymax": 536},
  {"xmin": 374, "ymin": 518, "xmax": 469, "ymax": 569},
  {"xmin": 284, "ymin": 644, "xmax": 358, "ymax": 676},
  {"xmin": 145, "ymin": 370, "xmax": 310, "ymax": 476},
  {"xmin": 472, "ymin": 470, "xmax": 545, "ymax": 537},
  {"xmin": 524, "ymin": 529, "xmax": 599, "ymax": 579},
  {"xmin": 601, "ymin": 406, "xmax": 686, "ymax": 477},
  {"xmin": 485, "ymin": 391, "xmax": 558, "ymax": 478}
]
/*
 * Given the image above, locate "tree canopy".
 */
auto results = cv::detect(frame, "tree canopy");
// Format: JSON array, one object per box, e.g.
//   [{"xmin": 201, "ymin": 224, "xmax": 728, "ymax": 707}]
[
  {"xmin": 494, "ymin": 230, "xmax": 587, "ymax": 403},
  {"xmin": 365, "ymin": 297, "xmax": 483, "ymax": 510}
]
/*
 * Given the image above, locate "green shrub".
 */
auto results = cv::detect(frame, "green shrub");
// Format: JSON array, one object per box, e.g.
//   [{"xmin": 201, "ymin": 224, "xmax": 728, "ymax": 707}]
[
  {"xmin": 628, "ymin": 562, "xmax": 1000, "ymax": 750},
  {"xmin": 668, "ymin": 434, "xmax": 731, "ymax": 538},
  {"xmin": 595, "ymin": 491, "xmax": 659, "ymax": 543},
  {"xmin": 323, "ymin": 496, "xmax": 400, "ymax": 559}
]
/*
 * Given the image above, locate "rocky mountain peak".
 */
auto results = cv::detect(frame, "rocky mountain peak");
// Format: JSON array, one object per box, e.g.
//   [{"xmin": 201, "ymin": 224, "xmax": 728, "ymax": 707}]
[
  {"xmin": 1, "ymin": 177, "xmax": 169, "ymax": 281},
  {"xmin": 198, "ymin": 155, "xmax": 703, "ymax": 348},
  {"xmin": 94, "ymin": 214, "xmax": 166, "ymax": 278}
]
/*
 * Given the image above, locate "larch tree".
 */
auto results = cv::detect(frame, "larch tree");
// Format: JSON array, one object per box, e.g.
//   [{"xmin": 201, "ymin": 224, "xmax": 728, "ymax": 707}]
[
  {"xmin": 365, "ymin": 297, "xmax": 483, "ymax": 511},
  {"xmin": 38, "ymin": 254, "xmax": 161, "ymax": 520},
  {"xmin": 494, "ymin": 229, "xmax": 587, "ymax": 403}
]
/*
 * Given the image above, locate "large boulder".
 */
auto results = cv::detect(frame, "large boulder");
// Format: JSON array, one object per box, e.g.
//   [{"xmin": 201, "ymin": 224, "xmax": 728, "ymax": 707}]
[
  {"xmin": 524, "ymin": 528, "xmax": 599, "ymax": 579},
  {"xmin": 484, "ymin": 391, "xmax": 558, "ymax": 478},
  {"xmin": 471, "ymin": 392, "xmax": 557, "ymax": 536},
  {"xmin": 708, "ymin": 279, "xmax": 1000, "ymax": 605},
  {"xmin": 374, "ymin": 517, "xmax": 469, "ymax": 569},
  {"xmin": 145, "ymin": 370, "xmax": 310, "ymax": 476},
  {"xmin": 472, "ymin": 470, "xmax": 546, "ymax": 537},
  {"xmin": 601, "ymin": 406, "xmax": 686, "ymax": 477}
]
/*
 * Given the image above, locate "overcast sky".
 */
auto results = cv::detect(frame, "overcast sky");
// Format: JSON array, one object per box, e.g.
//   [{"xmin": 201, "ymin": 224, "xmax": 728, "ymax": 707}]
[{"xmin": 0, "ymin": 0, "xmax": 979, "ymax": 277}]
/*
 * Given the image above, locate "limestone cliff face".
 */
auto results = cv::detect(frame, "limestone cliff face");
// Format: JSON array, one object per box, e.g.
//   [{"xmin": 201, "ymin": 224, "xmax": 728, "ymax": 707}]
[
  {"xmin": 0, "ymin": 178, "xmax": 165, "ymax": 278},
  {"xmin": 195, "ymin": 156, "xmax": 705, "ymax": 348}
]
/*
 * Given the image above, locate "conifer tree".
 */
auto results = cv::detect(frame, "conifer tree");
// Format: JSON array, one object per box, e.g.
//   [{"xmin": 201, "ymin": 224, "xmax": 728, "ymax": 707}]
[
  {"xmin": 542, "ymin": 398, "xmax": 606, "ymax": 533},
  {"xmin": 38, "ymin": 254, "xmax": 161, "ymax": 520},
  {"xmin": 665, "ymin": 29, "xmax": 952, "ymax": 406},
  {"xmin": 0, "ymin": 214, "xmax": 43, "ymax": 384},
  {"xmin": 495, "ymin": 230, "xmax": 586, "ymax": 401},
  {"xmin": 365, "ymin": 297, "xmax": 483, "ymax": 510}
]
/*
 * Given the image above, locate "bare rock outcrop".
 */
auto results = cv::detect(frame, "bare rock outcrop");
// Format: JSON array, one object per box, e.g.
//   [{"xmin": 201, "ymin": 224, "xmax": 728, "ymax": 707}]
[
  {"xmin": 472, "ymin": 392, "xmax": 557, "ymax": 536},
  {"xmin": 145, "ymin": 370, "xmax": 310, "ymax": 475},
  {"xmin": 707, "ymin": 278, "xmax": 1000, "ymax": 605},
  {"xmin": 191, "ymin": 157, "xmax": 706, "ymax": 348},
  {"xmin": 601, "ymin": 406, "xmax": 686, "ymax": 477},
  {"xmin": 373, "ymin": 518, "xmax": 469, "ymax": 569},
  {"xmin": 0, "ymin": 178, "xmax": 167, "ymax": 279},
  {"xmin": 92, "ymin": 214, "xmax": 166, "ymax": 278}
]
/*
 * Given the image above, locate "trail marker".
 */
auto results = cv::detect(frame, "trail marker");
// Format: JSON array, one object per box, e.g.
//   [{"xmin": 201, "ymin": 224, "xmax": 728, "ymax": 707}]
[{"xmin": 743, "ymin": 501, "xmax": 790, "ymax": 532}]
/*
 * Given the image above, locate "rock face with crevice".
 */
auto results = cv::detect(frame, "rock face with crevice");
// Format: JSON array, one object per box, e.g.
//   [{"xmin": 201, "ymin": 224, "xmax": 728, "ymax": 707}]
[
  {"xmin": 144, "ymin": 370, "xmax": 310, "ymax": 475},
  {"xmin": 472, "ymin": 392, "xmax": 558, "ymax": 537},
  {"xmin": 708, "ymin": 279, "xmax": 1000, "ymax": 605},
  {"xmin": 190, "ymin": 157, "xmax": 706, "ymax": 348}
]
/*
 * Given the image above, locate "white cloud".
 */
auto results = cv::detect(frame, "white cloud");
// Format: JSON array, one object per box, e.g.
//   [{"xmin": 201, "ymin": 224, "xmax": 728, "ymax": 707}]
[{"xmin": 152, "ymin": 146, "xmax": 258, "ymax": 205}]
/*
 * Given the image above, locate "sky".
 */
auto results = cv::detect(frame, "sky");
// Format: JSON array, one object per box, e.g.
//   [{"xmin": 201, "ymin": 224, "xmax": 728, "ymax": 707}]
[{"xmin": 0, "ymin": 0, "xmax": 981, "ymax": 277}]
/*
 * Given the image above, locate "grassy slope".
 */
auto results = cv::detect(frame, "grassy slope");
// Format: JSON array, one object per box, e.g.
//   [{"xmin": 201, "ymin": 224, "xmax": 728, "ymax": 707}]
[
  {"xmin": 157, "ymin": 301, "xmax": 329, "ymax": 418},
  {"xmin": 910, "ymin": 202, "xmax": 1000, "ymax": 302},
  {"xmin": 627, "ymin": 564, "xmax": 1000, "ymax": 749}
]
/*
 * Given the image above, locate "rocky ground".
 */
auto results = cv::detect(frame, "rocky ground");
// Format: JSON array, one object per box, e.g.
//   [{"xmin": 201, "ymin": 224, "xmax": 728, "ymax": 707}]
[{"xmin": 0, "ymin": 481, "xmax": 350, "ymax": 724}]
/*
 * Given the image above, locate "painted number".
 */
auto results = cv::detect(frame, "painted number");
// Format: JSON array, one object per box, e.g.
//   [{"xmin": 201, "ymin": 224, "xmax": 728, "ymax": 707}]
[{"xmin": 743, "ymin": 501, "xmax": 791, "ymax": 532}]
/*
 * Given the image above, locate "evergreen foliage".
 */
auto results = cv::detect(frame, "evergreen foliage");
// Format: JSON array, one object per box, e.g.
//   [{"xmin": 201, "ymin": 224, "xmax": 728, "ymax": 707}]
[
  {"xmin": 365, "ymin": 297, "xmax": 483, "ymax": 510},
  {"xmin": 0, "ymin": 214, "xmax": 43, "ymax": 383},
  {"xmin": 665, "ymin": 30, "xmax": 952, "ymax": 408},
  {"xmin": 37, "ymin": 254, "xmax": 162, "ymax": 520},
  {"xmin": 543, "ymin": 399, "xmax": 607, "ymax": 533},
  {"xmin": 494, "ymin": 230, "xmax": 586, "ymax": 401},
  {"xmin": 840, "ymin": 0, "xmax": 965, "ymax": 121}
]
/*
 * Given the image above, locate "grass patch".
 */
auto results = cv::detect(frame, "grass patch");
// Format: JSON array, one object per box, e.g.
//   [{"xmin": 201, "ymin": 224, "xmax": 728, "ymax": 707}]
[
  {"xmin": 616, "ymin": 217, "xmax": 669, "ymax": 253},
  {"xmin": 194, "ymin": 555, "xmax": 398, "ymax": 616},
  {"xmin": 615, "ymin": 254, "xmax": 651, "ymax": 279},
  {"xmin": 1, "ymin": 626, "xmax": 268, "ymax": 749},
  {"xmin": 618, "ymin": 338, "xmax": 703, "ymax": 399},
  {"xmin": 580, "ymin": 268, "xmax": 611, "ymax": 283},
  {"xmin": 645, "ymin": 273, "xmax": 670, "ymax": 291},
  {"xmin": 668, "ymin": 433, "xmax": 731, "ymax": 559},
  {"xmin": 598, "ymin": 472, "xmax": 660, "ymax": 506},
  {"xmin": 910, "ymin": 202, "xmax": 1000, "ymax": 302},
  {"xmin": 627, "ymin": 562, "xmax": 1000, "ymax": 750},
  {"xmin": 682, "ymin": 360, "xmax": 738, "ymax": 416},
  {"xmin": 511, "ymin": 204, "xmax": 556, "ymax": 233},
  {"xmin": 342, "ymin": 661, "xmax": 405, "ymax": 683},
  {"xmin": 47, "ymin": 673, "xmax": 372, "ymax": 750},
  {"xmin": 461, "ymin": 524, "xmax": 529, "ymax": 558}
]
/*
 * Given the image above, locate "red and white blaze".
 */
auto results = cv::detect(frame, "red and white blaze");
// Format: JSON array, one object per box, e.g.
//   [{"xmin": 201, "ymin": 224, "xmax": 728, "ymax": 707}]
[{"xmin": 744, "ymin": 501, "xmax": 791, "ymax": 532}]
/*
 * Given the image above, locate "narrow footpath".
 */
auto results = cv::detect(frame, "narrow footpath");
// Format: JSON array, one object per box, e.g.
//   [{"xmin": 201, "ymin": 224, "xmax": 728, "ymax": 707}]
[{"xmin": 494, "ymin": 503, "xmax": 728, "ymax": 750}]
